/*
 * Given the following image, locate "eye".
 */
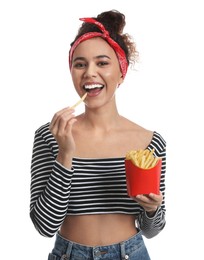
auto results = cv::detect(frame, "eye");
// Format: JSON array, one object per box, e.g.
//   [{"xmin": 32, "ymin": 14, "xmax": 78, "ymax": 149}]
[
  {"xmin": 73, "ymin": 62, "xmax": 86, "ymax": 69},
  {"xmin": 98, "ymin": 61, "xmax": 109, "ymax": 66}
]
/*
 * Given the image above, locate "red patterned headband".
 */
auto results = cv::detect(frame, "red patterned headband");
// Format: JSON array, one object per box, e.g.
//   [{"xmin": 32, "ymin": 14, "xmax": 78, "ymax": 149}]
[{"xmin": 69, "ymin": 18, "xmax": 128, "ymax": 78}]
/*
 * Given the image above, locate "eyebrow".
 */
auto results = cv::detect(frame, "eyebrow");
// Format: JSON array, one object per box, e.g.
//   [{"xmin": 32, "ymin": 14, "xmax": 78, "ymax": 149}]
[{"xmin": 72, "ymin": 55, "xmax": 111, "ymax": 63}]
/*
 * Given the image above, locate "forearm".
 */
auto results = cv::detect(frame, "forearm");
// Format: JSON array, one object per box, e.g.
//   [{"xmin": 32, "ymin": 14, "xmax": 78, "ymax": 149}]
[
  {"xmin": 137, "ymin": 133, "xmax": 167, "ymax": 238},
  {"xmin": 30, "ymin": 126, "xmax": 74, "ymax": 237},
  {"xmin": 30, "ymin": 161, "xmax": 74, "ymax": 237},
  {"xmin": 137, "ymin": 206, "xmax": 166, "ymax": 238}
]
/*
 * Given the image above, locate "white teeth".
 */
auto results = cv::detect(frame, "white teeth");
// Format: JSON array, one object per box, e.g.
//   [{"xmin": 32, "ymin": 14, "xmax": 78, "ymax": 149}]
[{"xmin": 84, "ymin": 84, "xmax": 103, "ymax": 90}]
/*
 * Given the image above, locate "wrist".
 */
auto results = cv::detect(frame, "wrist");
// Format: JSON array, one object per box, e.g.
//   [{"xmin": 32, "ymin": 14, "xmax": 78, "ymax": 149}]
[
  {"xmin": 56, "ymin": 151, "xmax": 74, "ymax": 169},
  {"xmin": 145, "ymin": 207, "xmax": 158, "ymax": 217}
]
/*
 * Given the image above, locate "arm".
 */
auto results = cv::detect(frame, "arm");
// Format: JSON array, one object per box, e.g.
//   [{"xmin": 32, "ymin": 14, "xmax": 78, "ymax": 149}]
[
  {"xmin": 30, "ymin": 125, "xmax": 74, "ymax": 237},
  {"xmin": 136, "ymin": 199, "xmax": 166, "ymax": 239},
  {"xmin": 30, "ymin": 107, "xmax": 77, "ymax": 237},
  {"xmin": 136, "ymin": 132, "xmax": 166, "ymax": 238}
]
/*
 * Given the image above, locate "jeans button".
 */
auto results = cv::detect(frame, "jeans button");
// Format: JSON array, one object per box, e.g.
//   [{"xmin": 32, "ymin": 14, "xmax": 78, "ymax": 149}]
[
  {"xmin": 124, "ymin": 255, "xmax": 129, "ymax": 259},
  {"xmin": 94, "ymin": 249, "xmax": 100, "ymax": 257}
]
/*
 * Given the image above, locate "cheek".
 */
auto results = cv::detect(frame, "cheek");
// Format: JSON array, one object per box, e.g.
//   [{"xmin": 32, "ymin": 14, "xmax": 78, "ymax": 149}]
[
  {"xmin": 103, "ymin": 69, "xmax": 122, "ymax": 85},
  {"xmin": 70, "ymin": 75, "xmax": 81, "ymax": 93},
  {"xmin": 103, "ymin": 71, "xmax": 112, "ymax": 78},
  {"xmin": 71, "ymin": 71, "xmax": 80, "ymax": 84}
]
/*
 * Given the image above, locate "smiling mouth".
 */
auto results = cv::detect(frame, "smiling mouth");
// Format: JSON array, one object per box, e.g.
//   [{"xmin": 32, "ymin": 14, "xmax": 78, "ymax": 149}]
[{"xmin": 83, "ymin": 84, "xmax": 104, "ymax": 93}]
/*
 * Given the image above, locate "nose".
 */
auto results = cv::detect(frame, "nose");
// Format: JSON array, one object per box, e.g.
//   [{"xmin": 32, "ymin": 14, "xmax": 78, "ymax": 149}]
[{"xmin": 83, "ymin": 63, "xmax": 97, "ymax": 78}]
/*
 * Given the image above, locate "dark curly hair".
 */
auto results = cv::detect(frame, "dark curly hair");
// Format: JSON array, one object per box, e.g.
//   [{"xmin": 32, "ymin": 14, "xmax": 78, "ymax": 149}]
[{"xmin": 71, "ymin": 10, "xmax": 139, "ymax": 67}]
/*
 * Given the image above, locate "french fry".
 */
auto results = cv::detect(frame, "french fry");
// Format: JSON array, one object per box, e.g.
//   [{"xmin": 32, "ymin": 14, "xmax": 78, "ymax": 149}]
[
  {"xmin": 126, "ymin": 148, "xmax": 161, "ymax": 169},
  {"xmin": 70, "ymin": 92, "xmax": 87, "ymax": 109},
  {"xmin": 151, "ymin": 157, "xmax": 159, "ymax": 167}
]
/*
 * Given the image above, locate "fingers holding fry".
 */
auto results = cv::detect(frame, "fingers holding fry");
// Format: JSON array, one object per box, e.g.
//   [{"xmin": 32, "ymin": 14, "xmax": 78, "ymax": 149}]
[
  {"xmin": 50, "ymin": 92, "xmax": 87, "ymax": 130},
  {"xmin": 70, "ymin": 92, "xmax": 87, "ymax": 109}
]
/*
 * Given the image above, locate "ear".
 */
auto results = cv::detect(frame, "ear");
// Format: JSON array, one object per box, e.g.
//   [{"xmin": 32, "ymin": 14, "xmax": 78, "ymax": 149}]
[{"xmin": 118, "ymin": 74, "xmax": 124, "ymax": 85}]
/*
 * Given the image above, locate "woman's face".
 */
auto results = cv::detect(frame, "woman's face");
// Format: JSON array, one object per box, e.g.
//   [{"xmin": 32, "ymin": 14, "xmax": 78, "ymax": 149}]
[{"xmin": 70, "ymin": 37, "xmax": 124, "ymax": 109}]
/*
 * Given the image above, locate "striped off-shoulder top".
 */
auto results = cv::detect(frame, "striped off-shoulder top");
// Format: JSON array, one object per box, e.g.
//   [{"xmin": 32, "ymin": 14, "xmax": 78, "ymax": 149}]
[{"xmin": 30, "ymin": 122, "xmax": 166, "ymax": 238}]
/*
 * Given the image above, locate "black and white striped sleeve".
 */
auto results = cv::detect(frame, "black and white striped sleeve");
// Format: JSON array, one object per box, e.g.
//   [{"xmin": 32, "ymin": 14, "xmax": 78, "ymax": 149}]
[
  {"xmin": 136, "ymin": 132, "xmax": 166, "ymax": 238},
  {"xmin": 30, "ymin": 125, "xmax": 74, "ymax": 237}
]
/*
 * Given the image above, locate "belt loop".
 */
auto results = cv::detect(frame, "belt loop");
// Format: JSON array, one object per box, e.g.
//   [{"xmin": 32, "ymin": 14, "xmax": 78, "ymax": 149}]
[
  {"xmin": 120, "ymin": 242, "xmax": 129, "ymax": 260},
  {"xmin": 65, "ymin": 240, "xmax": 73, "ymax": 259}
]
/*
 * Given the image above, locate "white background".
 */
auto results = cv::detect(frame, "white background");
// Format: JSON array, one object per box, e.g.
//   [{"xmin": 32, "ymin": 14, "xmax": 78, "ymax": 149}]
[{"xmin": 0, "ymin": 0, "xmax": 203, "ymax": 259}]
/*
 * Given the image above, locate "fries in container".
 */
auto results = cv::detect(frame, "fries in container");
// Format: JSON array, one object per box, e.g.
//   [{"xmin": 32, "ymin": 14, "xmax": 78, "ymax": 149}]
[{"xmin": 125, "ymin": 149, "xmax": 162, "ymax": 196}]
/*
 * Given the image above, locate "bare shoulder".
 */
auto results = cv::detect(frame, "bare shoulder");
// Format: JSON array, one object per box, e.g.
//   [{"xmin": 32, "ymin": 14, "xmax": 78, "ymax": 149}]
[{"xmin": 120, "ymin": 116, "xmax": 154, "ymax": 150}]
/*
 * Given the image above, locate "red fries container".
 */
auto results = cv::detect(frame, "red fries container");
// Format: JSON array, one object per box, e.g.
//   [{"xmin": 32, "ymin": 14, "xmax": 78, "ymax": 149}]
[{"xmin": 125, "ymin": 159, "xmax": 162, "ymax": 196}]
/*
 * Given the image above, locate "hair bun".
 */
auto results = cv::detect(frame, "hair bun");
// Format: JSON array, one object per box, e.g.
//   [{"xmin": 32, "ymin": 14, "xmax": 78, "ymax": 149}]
[{"xmin": 97, "ymin": 10, "xmax": 125, "ymax": 35}]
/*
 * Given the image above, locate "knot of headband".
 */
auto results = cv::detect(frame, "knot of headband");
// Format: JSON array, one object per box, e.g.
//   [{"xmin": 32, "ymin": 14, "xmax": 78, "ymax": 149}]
[{"xmin": 69, "ymin": 17, "xmax": 128, "ymax": 78}]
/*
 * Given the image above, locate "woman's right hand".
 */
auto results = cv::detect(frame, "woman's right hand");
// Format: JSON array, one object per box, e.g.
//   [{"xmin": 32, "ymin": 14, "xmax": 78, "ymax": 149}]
[{"xmin": 49, "ymin": 107, "xmax": 77, "ymax": 168}]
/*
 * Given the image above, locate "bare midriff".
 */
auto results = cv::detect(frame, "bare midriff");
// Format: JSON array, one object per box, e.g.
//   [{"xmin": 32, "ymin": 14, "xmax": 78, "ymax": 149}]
[{"xmin": 59, "ymin": 214, "xmax": 137, "ymax": 246}]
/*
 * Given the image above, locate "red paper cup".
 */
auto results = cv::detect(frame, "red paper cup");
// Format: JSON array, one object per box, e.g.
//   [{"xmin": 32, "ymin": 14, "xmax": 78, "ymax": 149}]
[{"xmin": 125, "ymin": 159, "xmax": 162, "ymax": 196}]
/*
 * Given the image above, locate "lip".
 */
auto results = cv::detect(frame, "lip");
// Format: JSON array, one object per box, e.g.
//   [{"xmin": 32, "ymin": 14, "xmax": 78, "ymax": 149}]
[
  {"xmin": 82, "ymin": 82, "xmax": 105, "ymax": 97},
  {"xmin": 86, "ymin": 88, "xmax": 103, "ymax": 97}
]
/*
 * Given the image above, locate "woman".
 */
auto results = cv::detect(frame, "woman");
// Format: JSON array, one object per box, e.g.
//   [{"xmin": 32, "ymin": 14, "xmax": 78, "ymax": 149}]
[{"xmin": 30, "ymin": 10, "xmax": 166, "ymax": 260}]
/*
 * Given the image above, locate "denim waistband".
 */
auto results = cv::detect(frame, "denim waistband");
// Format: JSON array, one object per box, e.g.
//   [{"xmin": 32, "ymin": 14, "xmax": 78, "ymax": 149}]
[{"xmin": 49, "ymin": 229, "xmax": 150, "ymax": 260}]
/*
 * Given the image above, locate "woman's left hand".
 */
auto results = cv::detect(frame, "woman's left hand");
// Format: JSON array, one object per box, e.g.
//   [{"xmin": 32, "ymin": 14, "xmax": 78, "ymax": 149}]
[{"xmin": 131, "ymin": 191, "xmax": 163, "ymax": 216}]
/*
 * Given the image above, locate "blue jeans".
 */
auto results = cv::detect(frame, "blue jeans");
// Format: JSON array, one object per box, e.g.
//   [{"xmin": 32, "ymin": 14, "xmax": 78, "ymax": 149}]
[{"xmin": 48, "ymin": 230, "xmax": 151, "ymax": 260}]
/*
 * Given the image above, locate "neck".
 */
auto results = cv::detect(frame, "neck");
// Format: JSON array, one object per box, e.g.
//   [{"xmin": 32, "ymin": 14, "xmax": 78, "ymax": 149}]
[{"xmin": 82, "ymin": 102, "xmax": 121, "ymax": 132}]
